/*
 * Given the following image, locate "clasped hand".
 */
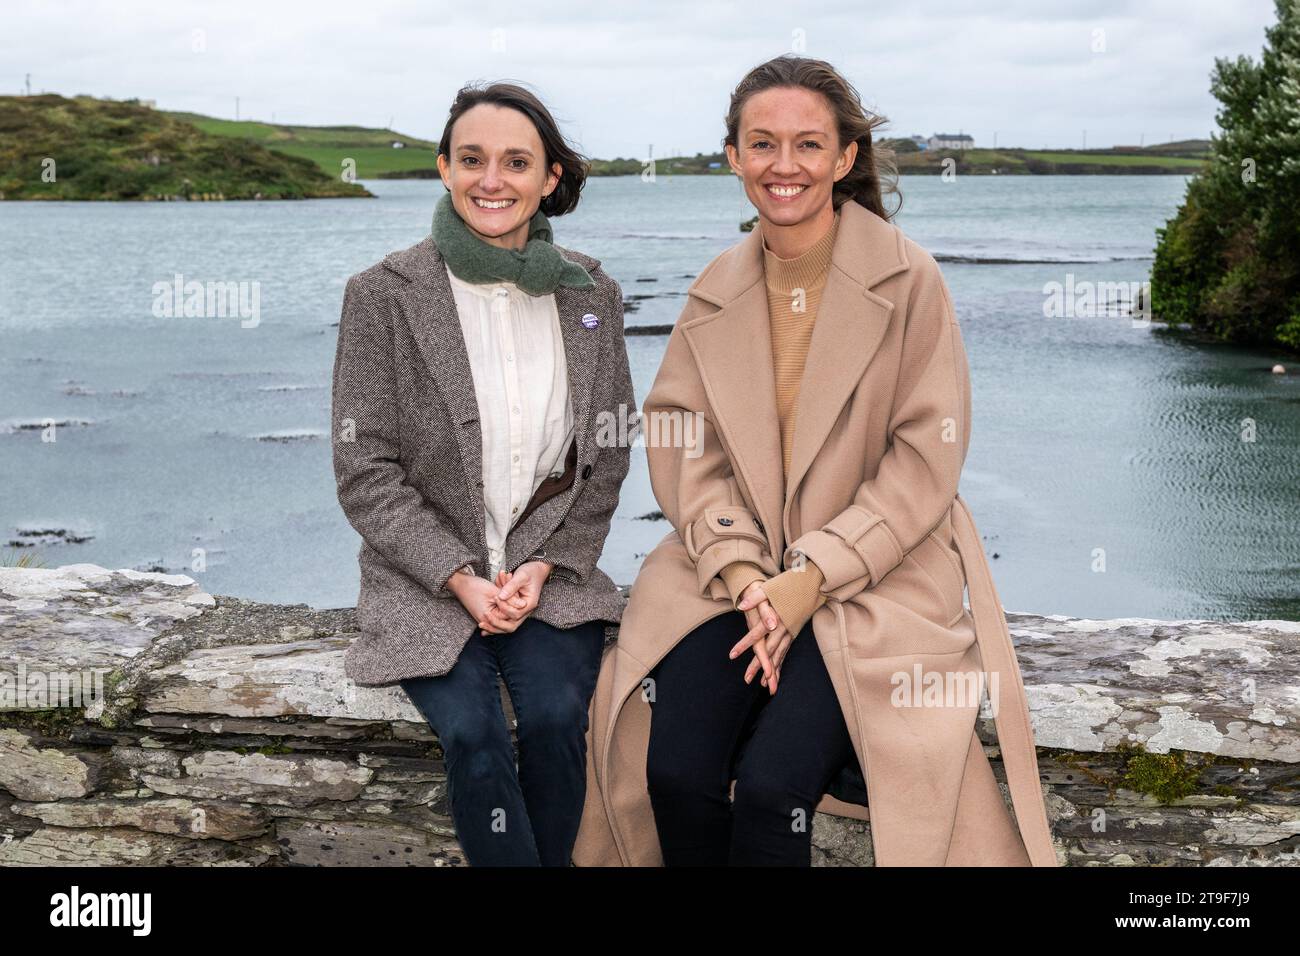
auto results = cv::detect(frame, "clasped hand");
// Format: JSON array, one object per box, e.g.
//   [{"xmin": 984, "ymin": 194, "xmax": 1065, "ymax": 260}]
[
  {"xmin": 451, "ymin": 560, "xmax": 552, "ymax": 636},
  {"xmin": 730, "ymin": 579, "xmax": 794, "ymax": 695}
]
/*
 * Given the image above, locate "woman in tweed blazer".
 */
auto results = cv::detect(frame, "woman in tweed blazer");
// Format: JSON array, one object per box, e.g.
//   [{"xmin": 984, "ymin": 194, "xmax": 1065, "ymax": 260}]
[{"xmin": 331, "ymin": 83, "xmax": 635, "ymax": 866}]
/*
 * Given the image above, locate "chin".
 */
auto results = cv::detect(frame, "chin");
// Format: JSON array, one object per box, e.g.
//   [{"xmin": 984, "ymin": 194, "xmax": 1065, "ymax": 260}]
[
  {"xmin": 465, "ymin": 211, "xmax": 524, "ymax": 238},
  {"xmin": 755, "ymin": 201, "xmax": 804, "ymax": 226},
  {"xmin": 469, "ymin": 217, "xmax": 519, "ymax": 237}
]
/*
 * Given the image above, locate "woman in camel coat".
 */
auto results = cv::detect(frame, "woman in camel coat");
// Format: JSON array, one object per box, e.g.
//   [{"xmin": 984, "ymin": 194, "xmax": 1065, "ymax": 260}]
[{"xmin": 573, "ymin": 55, "xmax": 1057, "ymax": 866}]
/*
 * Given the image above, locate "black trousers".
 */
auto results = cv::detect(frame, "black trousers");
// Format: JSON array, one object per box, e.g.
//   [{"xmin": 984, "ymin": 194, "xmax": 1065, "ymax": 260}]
[{"xmin": 645, "ymin": 610, "xmax": 856, "ymax": 866}]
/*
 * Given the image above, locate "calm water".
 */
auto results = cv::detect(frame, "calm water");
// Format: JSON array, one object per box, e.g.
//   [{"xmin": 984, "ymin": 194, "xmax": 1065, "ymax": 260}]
[{"xmin": 1, "ymin": 175, "xmax": 1296, "ymax": 621}]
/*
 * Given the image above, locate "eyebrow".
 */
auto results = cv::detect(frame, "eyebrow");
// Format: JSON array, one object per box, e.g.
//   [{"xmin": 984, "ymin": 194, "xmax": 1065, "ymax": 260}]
[
  {"xmin": 455, "ymin": 145, "xmax": 536, "ymax": 158},
  {"xmin": 747, "ymin": 128, "xmax": 828, "ymax": 137}
]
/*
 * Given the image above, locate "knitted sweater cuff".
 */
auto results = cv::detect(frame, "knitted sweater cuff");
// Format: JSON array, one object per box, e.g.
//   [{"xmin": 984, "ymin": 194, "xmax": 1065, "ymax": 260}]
[
  {"xmin": 760, "ymin": 561, "xmax": 828, "ymax": 638},
  {"xmin": 718, "ymin": 560, "xmax": 767, "ymax": 608}
]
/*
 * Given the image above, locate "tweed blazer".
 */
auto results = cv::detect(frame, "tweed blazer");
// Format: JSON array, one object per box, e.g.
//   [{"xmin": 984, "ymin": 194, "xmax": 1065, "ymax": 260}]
[{"xmin": 331, "ymin": 235, "xmax": 634, "ymax": 686}]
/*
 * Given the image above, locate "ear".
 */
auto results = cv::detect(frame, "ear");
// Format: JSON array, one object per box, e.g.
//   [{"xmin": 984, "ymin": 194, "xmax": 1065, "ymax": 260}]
[
  {"xmin": 724, "ymin": 143, "xmax": 743, "ymax": 177},
  {"xmin": 436, "ymin": 153, "xmax": 452, "ymax": 190},
  {"xmin": 834, "ymin": 139, "xmax": 859, "ymax": 181},
  {"xmin": 547, "ymin": 161, "xmax": 563, "ymax": 195}
]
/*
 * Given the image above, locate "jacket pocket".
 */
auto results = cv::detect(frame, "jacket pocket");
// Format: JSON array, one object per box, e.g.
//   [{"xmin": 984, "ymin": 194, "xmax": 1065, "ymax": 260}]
[{"xmin": 922, "ymin": 529, "xmax": 967, "ymax": 628}]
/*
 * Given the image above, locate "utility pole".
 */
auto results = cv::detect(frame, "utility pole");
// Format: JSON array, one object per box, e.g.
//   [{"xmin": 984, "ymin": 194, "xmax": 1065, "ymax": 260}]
[
  {"xmin": 25, "ymin": 73, "xmax": 31, "ymax": 96},
  {"xmin": 235, "ymin": 96, "xmax": 240, "ymax": 121}
]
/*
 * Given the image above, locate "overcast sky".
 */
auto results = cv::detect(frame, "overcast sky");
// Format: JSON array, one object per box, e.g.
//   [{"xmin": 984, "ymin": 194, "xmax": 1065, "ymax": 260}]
[{"xmin": 4, "ymin": 0, "xmax": 1280, "ymax": 156}]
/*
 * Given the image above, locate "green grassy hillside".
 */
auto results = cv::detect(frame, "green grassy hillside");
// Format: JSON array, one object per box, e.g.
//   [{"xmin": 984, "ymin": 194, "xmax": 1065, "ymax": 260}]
[
  {"xmin": 885, "ymin": 141, "xmax": 1209, "ymax": 175},
  {"xmin": 0, "ymin": 95, "xmax": 372, "ymax": 200},
  {"xmin": 166, "ymin": 112, "xmax": 439, "ymax": 179}
]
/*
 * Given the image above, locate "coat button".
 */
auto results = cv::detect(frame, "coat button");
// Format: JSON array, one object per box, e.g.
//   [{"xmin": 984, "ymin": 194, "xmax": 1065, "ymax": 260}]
[
  {"xmin": 717, "ymin": 516, "xmax": 733, "ymax": 526},
  {"xmin": 581, "ymin": 464, "xmax": 593, "ymax": 479}
]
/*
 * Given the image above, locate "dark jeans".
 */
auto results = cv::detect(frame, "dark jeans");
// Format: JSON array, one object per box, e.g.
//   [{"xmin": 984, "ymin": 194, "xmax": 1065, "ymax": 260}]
[
  {"xmin": 645, "ymin": 610, "xmax": 856, "ymax": 866},
  {"xmin": 400, "ymin": 615, "xmax": 605, "ymax": 866}
]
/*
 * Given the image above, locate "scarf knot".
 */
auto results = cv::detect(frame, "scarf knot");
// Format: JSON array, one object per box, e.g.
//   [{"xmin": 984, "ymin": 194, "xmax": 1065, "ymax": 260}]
[{"xmin": 431, "ymin": 191, "xmax": 594, "ymax": 295}]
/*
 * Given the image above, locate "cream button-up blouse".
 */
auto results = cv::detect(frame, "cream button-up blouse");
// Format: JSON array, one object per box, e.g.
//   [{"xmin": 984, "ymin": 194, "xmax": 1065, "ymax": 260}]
[{"xmin": 446, "ymin": 270, "xmax": 575, "ymax": 580}]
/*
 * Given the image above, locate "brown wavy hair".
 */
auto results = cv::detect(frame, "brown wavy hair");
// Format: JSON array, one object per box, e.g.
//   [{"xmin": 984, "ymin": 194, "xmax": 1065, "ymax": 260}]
[
  {"xmin": 437, "ymin": 81, "xmax": 589, "ymax": 217},
  {"xmin": 723, "ymin": 55, "xmax": 901, "ymax": 221}
]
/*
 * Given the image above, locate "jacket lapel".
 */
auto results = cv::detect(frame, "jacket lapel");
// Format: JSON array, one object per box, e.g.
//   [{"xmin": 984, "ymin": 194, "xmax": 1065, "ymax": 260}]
[
  {"xmin": 682, "ymin": 199, "xmax": 909, "ymax": 552},
  {"xmin": 382, "ymin": 236, "xmax": 603, "ymax": 559},
  {"xmin": 552, "ymin": 282, "xmax": 601, "ymax": 478}
]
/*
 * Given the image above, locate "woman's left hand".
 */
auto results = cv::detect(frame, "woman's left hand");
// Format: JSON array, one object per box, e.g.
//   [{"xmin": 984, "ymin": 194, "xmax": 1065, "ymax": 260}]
[
  {"xmin": 734, "ymin": 581, "xmax": 795, "ymax": 695},
  {"xmin": 730, "ymin": 581, "xmax": 781, "ymax": 689},
  {"xmin": 743, "ymin": 620, "xmax": 792, "ymax": 695}
]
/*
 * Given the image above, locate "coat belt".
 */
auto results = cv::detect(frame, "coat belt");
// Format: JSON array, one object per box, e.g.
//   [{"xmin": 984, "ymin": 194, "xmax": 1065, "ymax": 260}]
[{"xmin": 946, "ymin": 492, "xmax": 1058, "ymax": 865}]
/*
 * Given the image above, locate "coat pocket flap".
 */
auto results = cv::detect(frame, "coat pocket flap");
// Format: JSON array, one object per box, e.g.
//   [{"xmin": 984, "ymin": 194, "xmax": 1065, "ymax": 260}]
[{"xmin": 684, "ymin": 506, "xmax": 768, "ymax": 559}]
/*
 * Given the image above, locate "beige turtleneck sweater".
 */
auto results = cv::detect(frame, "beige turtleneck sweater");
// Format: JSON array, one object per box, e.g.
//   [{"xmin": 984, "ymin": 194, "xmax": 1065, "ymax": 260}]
[{"xmin": 717, "ymin": 210, "xmax": 839, "ymax": 640}]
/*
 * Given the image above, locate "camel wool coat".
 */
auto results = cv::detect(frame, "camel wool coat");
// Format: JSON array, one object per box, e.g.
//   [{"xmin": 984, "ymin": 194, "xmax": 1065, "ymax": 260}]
[{"xmin": 573, "ymin": 198, "xmax": 1058, "ymax": 867}]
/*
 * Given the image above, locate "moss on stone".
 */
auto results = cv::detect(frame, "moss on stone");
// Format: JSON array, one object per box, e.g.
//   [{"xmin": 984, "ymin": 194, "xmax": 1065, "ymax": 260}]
[{"xmin": 1119, "ymin": 746, "xmax": 1203, "ymax": 803}]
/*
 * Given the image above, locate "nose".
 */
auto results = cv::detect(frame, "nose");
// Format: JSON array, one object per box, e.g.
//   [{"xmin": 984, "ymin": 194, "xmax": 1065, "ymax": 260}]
[
  {"xmin": 479, "ymin": 162, "xmax": 504, "ymax": 191},
  {"xmin": 772, "ymin": 142, "xmax": 800, "ymax": 175}
]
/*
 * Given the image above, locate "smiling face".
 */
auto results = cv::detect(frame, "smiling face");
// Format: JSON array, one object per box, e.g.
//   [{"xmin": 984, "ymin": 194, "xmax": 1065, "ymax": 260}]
[
  {"xmin": 436, "ymin": 103, "xmax": 562, "ymax": 251},
  {"xmin": 725, "ymin": 85, "xmax": 857, "ymax": 238}
]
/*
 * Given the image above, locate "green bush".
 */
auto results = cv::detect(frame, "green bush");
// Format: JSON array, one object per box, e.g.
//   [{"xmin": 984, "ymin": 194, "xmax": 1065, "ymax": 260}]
[{"xmin": 1150, "ymin": 0, "xmax": 1300, "ymax": 351}]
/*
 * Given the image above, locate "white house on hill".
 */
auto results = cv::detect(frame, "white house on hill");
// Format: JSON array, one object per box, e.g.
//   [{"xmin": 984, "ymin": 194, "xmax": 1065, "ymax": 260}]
[{"xmin": 927, "ymin": 132, "xmax": 974, "ymax": 150}]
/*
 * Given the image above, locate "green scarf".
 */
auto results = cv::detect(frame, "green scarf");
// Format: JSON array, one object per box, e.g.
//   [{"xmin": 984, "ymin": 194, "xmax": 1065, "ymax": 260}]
[{"xmin": 431, "ymin": 191, "xmax": 594, "ymax": 294}]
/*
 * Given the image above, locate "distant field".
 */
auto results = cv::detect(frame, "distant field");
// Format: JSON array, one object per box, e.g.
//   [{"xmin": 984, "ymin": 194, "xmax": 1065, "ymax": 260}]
[
  {"xmin": 167, "ymin": 113, "xmax": 440, "ymax": 179},
  {"xmin": 889, "ymin": 144, "xmax": 1209, "ymax": 174},
  {"xmin": 1022, "ymin": 150, "xmax": 1206, "ymax": 168}
]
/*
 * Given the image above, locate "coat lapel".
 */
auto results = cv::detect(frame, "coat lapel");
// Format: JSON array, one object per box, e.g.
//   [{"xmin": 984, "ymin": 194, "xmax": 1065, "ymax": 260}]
[
  {"xmin": 681, "ymin": 267, "xmax": 786, "ymax": 554},
  {"xmin": 683, "ymin": 199, "xmax": 909, "ymax": 551},
  {"xmin": 781, "ymin": 262, "xmax": 891, "ymax": 540},
  {"xmin": 381, "ymin": 236, "xmax": 603, "ymax": 557}
]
